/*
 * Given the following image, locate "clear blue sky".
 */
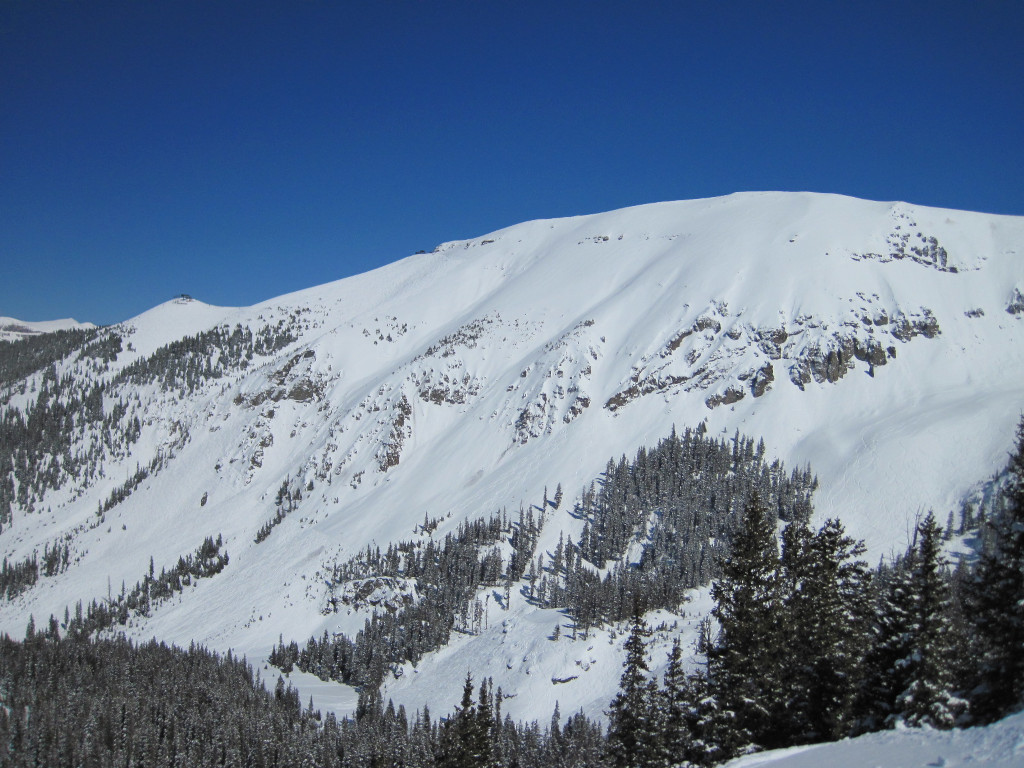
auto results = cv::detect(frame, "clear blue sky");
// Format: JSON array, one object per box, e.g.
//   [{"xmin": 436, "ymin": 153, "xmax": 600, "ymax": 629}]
[{"xmin": 2, "ymin": 1, "xmax": 1022, "ymax": 326}]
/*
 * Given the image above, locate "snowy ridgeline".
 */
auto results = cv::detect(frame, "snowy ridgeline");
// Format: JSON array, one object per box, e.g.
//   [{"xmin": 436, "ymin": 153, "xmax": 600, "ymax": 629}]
[{"xmin": 0, "ymin": 316, "xmax": 94, "ymax": 342}]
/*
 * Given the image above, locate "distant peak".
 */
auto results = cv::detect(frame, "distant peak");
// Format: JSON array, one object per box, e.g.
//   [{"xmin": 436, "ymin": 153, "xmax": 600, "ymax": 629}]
[{"xmin": 0, "ymin": 316, "xmax": 96, "ymax": 340}]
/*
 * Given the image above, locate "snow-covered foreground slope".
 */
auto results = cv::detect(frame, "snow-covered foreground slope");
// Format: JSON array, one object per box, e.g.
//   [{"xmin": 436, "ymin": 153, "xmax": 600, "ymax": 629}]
[
  {"xmin": 1, "ymin": 192, "xmax": 1022, "ymax": 723},
  {"xmin": 726, "ymin": 711, "xmax": 1024, "ymax": 768}
]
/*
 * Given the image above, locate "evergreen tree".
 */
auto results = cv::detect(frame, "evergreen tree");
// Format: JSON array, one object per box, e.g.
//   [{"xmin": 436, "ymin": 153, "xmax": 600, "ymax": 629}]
[
  {"xmin": 475, "ymin": 676, "xmax": 496, "ymax": 768},
  {"xmin": 967, "ymin": 415, "xmax": 1024, "ymax": 721},
  {"xmin": 862, "ymin": 514, "xmax": 963, "ymax": 730},
  {"xmin": 607, "ymin": 615, "xmax": 664, "ymax": 768},
  {"xmin": 705, "ymin": 493, "xmax": 784, "ymax": 756},
  {"xmin": 895, "ymin": 513, "xmax": 963, "ymax": 727},
  {"xmin": 659, "ymin": 638, "xmax": 694, "ymax": 763},
  {"xmin": 687, "ymin": 619, "xmax": 726, "ymax": 766},
  {"xmin": 859, "ymin": 551, "xmax": 914, "ymax": 731},
  {"xmin": 779, "ymin": 518, "xmax": 871, "ymax": 743},
  {"xmin": 438, "ymin": 673, "xmax": 480, "ymax": 768}
]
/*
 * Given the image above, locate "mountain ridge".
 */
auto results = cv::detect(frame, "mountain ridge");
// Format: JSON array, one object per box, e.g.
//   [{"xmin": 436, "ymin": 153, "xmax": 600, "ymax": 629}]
[
  {"xmin": 1, "ymin": 191, "xmax": 1022, "ymax": 723},
  {"xmin": 0, "ymin": 316, "xmax": 95, "ymax": 341}
]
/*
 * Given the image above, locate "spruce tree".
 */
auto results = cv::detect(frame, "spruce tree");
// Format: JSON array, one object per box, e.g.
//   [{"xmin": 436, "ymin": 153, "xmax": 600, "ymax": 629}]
[
  {"xmin": 859, "ymin": 550, "xmax": 916, "ymax": 731},
  {"xmin": 474, "ymin": 677, "xmax": 495, "ymax": 768},
  {"xmin": 780, "ymin": 518, "xmax": 871, "ymax": 743},
  {"xmin": 659, "ymin": 638, "xmax": 695, "ymax": 764},
  {"xmin": 438, "ymin": 672, "xmax": 480, "ymax": 768},
  {"xmin": 967, "ymin": 415, "xmax": 1024, "ymax": 721},
  {"xmin": 607, "ymin": 615, "xmax": 664, "ymax": 768},
  {"xmin": 895, "ymin": 513, "xmax": 963, "ymax": 728},
  {"xmin": 863, "ymin": 514, "xmax": 963, "ymax": 730},
  {"xmin": 706, "ymin": 493, "xmax": 784, "ymax": 756}
]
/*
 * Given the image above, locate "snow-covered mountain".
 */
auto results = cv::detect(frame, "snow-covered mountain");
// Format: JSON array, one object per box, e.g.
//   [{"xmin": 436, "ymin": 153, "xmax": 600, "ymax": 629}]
[
  {"xmin": 1, "ymin": 191, "xmax": 1022, "ymax": 724},
  {"xmin": 0, "ymin": 316, "xmax": 95, "ymax": 341}
]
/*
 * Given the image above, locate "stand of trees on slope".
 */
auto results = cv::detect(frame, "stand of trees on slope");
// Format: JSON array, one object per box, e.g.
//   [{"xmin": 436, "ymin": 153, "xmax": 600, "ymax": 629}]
[
  {"xmin": 1, "ymin": 538, "xmax": 71, "ymax": 600},
  {"xmin": 55, "ymin": 535, "xmax": 229, "ymax": 639},
  {"xmin": 542, "ymin": 427, "xmax": 816, "ymax": 630},
  {"xmin": 274, "ymin": 427, "xmax": 816, "ymax": 693},
  {"xmin": 603, "ymin": 416, "xmax": 1024, "ymax": 766},
  {"xmin": 0, "ymin": 326, "xmax": 104, "ymax": 389},
  {"xmin": 271, "ymin": 511, "xmax": 520, "ymax": 690},
  {"xmin": 0, "ymin": 629, "xmax": 605, "ymax": 768},
  {"xmin": 0, "ymin": 321, "xmax": 297, "ymax": 530},
  {"xmin": 116, "ymin": 321, "xmax": 297, "ymax": 394}
]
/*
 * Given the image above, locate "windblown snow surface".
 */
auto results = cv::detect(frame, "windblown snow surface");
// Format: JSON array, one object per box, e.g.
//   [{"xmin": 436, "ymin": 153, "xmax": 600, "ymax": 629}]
[
  {"xmin": 725, "ymin": 711, "xmax": 1024, "ymax": 767},
  {"xmin": 1, "ymin": 192, "xmax": 1022, "ymax": 737}
]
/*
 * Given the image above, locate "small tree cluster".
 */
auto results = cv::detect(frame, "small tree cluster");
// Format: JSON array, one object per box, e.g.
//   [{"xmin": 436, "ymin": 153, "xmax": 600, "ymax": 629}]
[
  {"xmin": 539, "ymin": 427, "xmax": 816, "ymax": 632},
  {"xmin": 62, "ymin": 535, "xmax": 229, "ymax": 637},
  {"xmin": 273, "ymin": 512, "xmax": 524, "ymax": 690}
]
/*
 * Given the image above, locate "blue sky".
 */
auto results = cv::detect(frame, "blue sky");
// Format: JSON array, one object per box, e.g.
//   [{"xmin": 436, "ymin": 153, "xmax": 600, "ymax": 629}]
[{"xmin": 2, "ymin": 1, "xmax": 1022, "ymax": 326}]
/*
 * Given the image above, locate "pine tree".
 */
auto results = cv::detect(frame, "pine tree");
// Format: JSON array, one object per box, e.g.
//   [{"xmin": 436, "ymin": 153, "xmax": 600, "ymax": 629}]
[
  {"xmin": 474, "ymin": 677, "xmax": 495, "ymax": 768},
  {"xmin": 606, "ymin": 615, "xmax": 664, "ymax": 768},
  {"xmin": 705, "ymin": 493, "xmax": 784, "ymax": 756},
  {"xmin": 439, "ymin": 673, "xmax": 481, "ymax": 768},
  {"xmin": 859, "ymin": 551, "xmax": 915, "ymax": 731},
  {"xmin": 780, "ymin": 518, "xmax": 871, "ymax": 743},
  {"xmin": 687, "ymin": 618, "xmax": 727, "ymax": 766},
  {"xmin": 863, "ymin": 514, "xmax": 963, "ymax": 730},
  {"xmin": 967, "ymin": 415, "xmax": 1024, "ymax": 721},
  {"xmin": 659, "ymin": 638, "xmax": 694, "ymax": 762},
  {"xmin": 895, "ymin": 513, "xmax": 963, "ymax": 728}
]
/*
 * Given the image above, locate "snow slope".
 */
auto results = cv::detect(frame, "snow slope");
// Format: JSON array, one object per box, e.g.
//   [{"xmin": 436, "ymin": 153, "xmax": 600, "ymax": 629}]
[
  {"xmin": 726, "ymin": 711, "xmax": 1024, "ymax": 768},
  {"xmin": 1, "ymin": 192, "xmax": 1022, "ymax": 724}
]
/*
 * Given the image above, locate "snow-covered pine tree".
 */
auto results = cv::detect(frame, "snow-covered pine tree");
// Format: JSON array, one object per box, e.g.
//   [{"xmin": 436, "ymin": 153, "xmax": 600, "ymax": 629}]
[
  {"xmin": 659, "ymin": 637, "xmax": 696, "ymax": 764},
  {"xmin": 858, "ymin": 549, "xmax": 915, "ymax": 731},
  {"xmin": 863, "ymin": 513, "xmax": 963, "ymax": 730},
  {"xmin": 606, "ymin": 615, "xmax": 665, "ymax": 768},
  {"xmin": 894, "ymin": 513, "xmax": 964, "ymax": 728},
  {"xmin": 706, "ymin": 492, "xmax": 784, "ymax": 756},
  {"xmin": 438, "ymin": 672, "xmax": 485, "ymax": 768},
  {"xmin": 687, "ymin": 618, "xmax": 729, "ymax": 766},
  {"xmin": 779, "ymin": 518, "xmax": 871, "ymax": 743},
  {"xmin": 474, "ymin": 677, "xmax": 496, "ymax": 768},
  {"xmin": 967, "ymin": 415, "xmax": 1024, "ymax": 722}
]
